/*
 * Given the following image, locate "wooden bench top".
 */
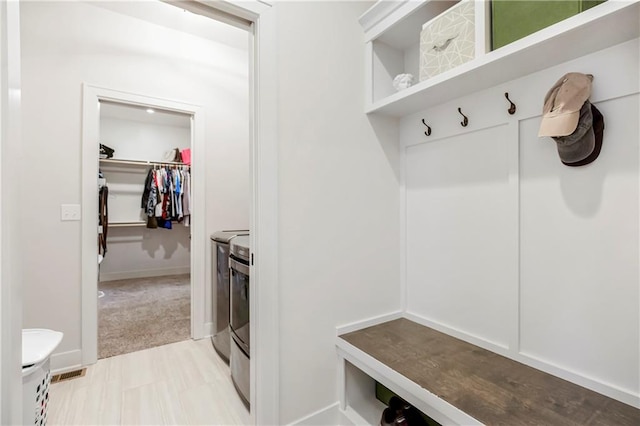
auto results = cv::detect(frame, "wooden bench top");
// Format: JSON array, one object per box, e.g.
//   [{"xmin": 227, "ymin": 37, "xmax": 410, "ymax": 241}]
[{"xmin": 339, "ymin": 318, "xmax": 640, "ymax": 426}]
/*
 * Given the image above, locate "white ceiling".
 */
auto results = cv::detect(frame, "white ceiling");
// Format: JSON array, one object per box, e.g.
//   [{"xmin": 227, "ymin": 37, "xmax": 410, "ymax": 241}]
[
  {"xmin": 91, "ymin": 0, "xmax": 249, "ymax": 51},
  {"xmin": 100, "ymin": 101, "xmax": 191, "ymax": 128}
]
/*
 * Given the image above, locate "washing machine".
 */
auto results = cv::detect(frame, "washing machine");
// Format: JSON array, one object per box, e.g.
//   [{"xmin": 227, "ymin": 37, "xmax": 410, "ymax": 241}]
[{"xmin": 210, "ymin": 230, "xmax": 249, "ymax": 363}]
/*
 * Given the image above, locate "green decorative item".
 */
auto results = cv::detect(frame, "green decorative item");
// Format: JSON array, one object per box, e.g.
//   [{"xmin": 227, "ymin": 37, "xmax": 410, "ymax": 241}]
[{"xmin": 491, "ymin": 0, "xmax": 605, "ymax": 50}]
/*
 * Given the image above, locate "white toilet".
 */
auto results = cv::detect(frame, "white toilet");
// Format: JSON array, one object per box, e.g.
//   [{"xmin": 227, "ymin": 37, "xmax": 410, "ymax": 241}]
[{"xmin": 22, "ymin": 329, "xmax": 63, "ymax": 426}]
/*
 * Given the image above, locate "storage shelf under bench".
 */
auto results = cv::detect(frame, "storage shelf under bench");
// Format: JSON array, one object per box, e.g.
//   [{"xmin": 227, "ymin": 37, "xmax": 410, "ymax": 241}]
[{"xmin": 336, "ymin": 318, "xmax": 640, "ymax": 425}]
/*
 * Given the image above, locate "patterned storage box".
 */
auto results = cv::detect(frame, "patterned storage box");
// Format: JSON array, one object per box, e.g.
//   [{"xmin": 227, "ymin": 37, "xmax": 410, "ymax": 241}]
[{"xmin": 419, "ymin": 0, "xmax": 476, "ymax": 81}]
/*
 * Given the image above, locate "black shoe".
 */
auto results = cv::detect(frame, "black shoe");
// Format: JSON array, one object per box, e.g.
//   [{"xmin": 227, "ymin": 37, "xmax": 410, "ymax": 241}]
[
  {"xmin": 380, "ymin": 407, "xmax": 396, "ymax": 426},
  {"xmin": 100, "ymin": 144, "xmax": 115, "ymax": 159}
]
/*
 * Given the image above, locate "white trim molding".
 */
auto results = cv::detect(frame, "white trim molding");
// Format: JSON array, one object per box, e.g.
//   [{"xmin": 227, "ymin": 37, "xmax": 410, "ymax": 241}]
[
  {"xmin": 163, "ymin": 2, "xmax": 281, "ymax": 424},
  {"xmin": 336, "ymin": 311, "xmax": 403, "ymax": 337},
  {"xmin": 287, "ymin": 402, "xmax": 345, "ymax": 426},
  {"xmin": 247, "ymin": 3, "xmax": 280, "ymax": 425},
  {"xmin": 358, "ymin": 1, "xmax": 404, "ymax": 34},
  {"xmin": 0, "ymin": 0, "xmax": 23, "ymax": 423},
  {"xmin": 98, "ymin": 267, "xmax": 192, "ymax": 282},
  {"xmin": 50, "ymin": 350, "xmax": 83, "ymax": 375},
  {"xmin": 81, "ymin": 85, "xmax": 207, "ymax": 365}
]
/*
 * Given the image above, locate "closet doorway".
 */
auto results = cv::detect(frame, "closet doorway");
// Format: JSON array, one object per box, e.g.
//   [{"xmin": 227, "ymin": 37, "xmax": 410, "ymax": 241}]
[
  {"xmin": 97, "ymin": 101, "xmax": 193, "ymax": 359},
  {"xmin": 82, "ymin": 87, "xmax": 208, "ymax": 365}
]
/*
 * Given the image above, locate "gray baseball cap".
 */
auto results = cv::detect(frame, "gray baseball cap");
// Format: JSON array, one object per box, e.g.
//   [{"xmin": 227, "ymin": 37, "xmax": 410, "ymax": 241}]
[
  {"xmin": 552, "ymin": 100, "xmax": 594, "ymax": 164},
  {"xmin": 561, "ymin": 103, "xmax": 604, "ymax": 167}
]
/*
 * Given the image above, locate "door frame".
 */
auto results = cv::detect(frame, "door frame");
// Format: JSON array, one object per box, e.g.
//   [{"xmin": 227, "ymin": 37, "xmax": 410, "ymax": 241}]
[
  {"xmin": 2, "ymin": 1, "xmax": 279, "ymax": 424},
  {"xmin": 81, "ymin": 86, "xmax": 206, "ymax": 363},
  {"xmin": 0, "ymin": 0, "xmax": 23, "ymax": 423},
  {"xmin": 191, "ymin": 3, "xmax": 280, "ymax": 424}
]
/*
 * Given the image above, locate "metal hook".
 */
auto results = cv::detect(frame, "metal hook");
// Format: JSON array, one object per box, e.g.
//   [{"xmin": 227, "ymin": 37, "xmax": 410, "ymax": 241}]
[
  {"xmin": 458, "ymin": 107, "xmax": 468, "ymax": 127},
  {"xmin": 421, "ymin": 118, "xmax": 432, "ymax": 136},
  {"xmin": 505, "ymin": 92, "xmax": 516, "ymax": 115}
]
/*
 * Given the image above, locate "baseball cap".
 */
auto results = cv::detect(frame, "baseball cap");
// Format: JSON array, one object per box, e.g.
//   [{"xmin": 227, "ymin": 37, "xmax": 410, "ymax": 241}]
[
  {"xmin": 538, "ymin": 72, "xmax": 593, "ymax": 137},
  {"xmin": 560, "ymin": 103, "xmax": 604, "ymax": 167},
  {"xmin": 553, "ymin": 100, "xmax": 593, "ymax": 164}
]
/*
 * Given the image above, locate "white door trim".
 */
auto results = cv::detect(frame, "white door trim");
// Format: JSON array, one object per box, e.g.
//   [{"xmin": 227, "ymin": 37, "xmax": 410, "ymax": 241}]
[
  {"xmin": 83, "ymin": 1, "xmax": 281, "ymax": 424},
  {"xmin": 0, "ymin": 0, "xmax": 23, "ymax": 423},
  {"xmin": 81, "ymin": 86, "xmax": 206, "ymax": 364},
  {"xmin": 246, "ymin": 6, "xmax": 280, "ymax": 426},
  {"xmin": 187, "ymin": 2, "xmax": 280, "ymax": 424},
  {"xmin": 157, "ymin": 2, "xmax": 280, "ymax": 422},
  {"xmin": 186, "ymin": 1, "xmax": 280, "ymax": 424},
  {"xmin": 6, "ymin": 1, "xmax": 279, "ymax": 424}
]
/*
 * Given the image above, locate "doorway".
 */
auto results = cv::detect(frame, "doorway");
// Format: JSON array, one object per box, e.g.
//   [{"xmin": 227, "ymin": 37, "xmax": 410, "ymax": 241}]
[
  {"xmin": 97, "ymin": 101, "xmax": 193, "ymax": 358},
  {"xmin": 83, "ymin": 86, "xmax": 208, "ymax": 364},
  {"xmin": 2, "ymin": 1, "xmax": 279, "ymax": 423}
]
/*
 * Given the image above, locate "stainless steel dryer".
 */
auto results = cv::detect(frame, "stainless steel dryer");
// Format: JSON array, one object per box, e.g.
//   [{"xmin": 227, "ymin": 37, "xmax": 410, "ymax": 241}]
[
  {"xmin": 229, "ymin": 235, "xmax": 250, "ymax": 408},
  {"xmin": 210, "ymin": 230, "xmax": 248, "ymax": 363}
]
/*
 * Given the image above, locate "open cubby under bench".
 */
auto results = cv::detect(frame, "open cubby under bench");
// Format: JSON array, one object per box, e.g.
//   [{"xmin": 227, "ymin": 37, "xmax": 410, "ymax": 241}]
[{"xmin": 337, "ymin": 318, "xmax": 640, "ymax": 426}]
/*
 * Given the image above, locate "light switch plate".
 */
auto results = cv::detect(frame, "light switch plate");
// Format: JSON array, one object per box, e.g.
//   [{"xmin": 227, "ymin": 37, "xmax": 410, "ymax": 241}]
[{"xmin": 61, "ymin": 204, "xmax": 81, "ymax": 221}]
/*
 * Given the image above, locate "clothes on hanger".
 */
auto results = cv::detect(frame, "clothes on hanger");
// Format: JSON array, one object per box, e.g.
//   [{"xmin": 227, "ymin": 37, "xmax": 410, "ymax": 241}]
[
  {"xmin": 141, "ymin": 166, "xmax": 191, "ymax": 229},
  {"xmin": 98, "ymin": 183, "xmax": 109, "ymax": 256}
]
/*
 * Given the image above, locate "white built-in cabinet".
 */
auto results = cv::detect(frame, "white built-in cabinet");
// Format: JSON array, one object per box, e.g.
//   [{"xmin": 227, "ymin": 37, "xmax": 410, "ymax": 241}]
[{"xmin": 340, "ymin": 1, "xmax": 640, "ymax": 424}]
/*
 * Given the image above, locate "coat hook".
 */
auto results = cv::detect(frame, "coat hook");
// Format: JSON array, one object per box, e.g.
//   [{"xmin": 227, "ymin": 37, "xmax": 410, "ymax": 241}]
[
  {"xmin": 458, "ymin": 107, "xmax": 468, "ymax": 127},
  {"xmin": 421, "ymin": 118, "xmax": 432, "ymax": 136},
  {"xmin": 505, "ymin": 92, "xmax": 516, "ymax": 115}
]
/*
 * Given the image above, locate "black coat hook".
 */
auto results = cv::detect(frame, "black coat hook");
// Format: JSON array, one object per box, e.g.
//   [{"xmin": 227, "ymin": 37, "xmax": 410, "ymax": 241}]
[
  {"xmin": 421, "ymin": 118, "xmax": 432, "ymax": 136},
  {"xmin": 505, "ymin": 92, "xmax": 516, "ymax": 115},
  {"xmin": 458, "ymin": 107, "xmax": 468, "ymax": 127}
]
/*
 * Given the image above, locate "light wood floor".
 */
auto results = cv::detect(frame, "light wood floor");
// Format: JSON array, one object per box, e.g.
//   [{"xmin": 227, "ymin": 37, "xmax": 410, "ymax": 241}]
[{"xmin": 48, "ymin": 338, "xmax": 251, "ymax": 425}]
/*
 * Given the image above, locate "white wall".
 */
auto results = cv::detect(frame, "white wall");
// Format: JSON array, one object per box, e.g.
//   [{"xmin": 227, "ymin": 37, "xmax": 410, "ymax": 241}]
[
  {"xmin": 274, "ymin": 2, "xmax": 401, "ymax": 423},
  {"xmin": 20, "ymin": 1, "xmax": 249, "ymax": 364},
  {"xmin": 403, "ymin": 39, "xmax": 640, "ymax": 407},
  {"xmin": 99, "ymin": 115, "xmax": 192, "ymax": 280},
  {"xmin": 100, "ymin": 115, "xmax": 191, "ymax": 163}
]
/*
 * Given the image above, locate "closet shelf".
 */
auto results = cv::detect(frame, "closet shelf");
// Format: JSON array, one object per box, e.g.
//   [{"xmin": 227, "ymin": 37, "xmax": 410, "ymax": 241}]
[{"xmin": 100, "ymin": 158, "xmax": 189, "ymax": 167}]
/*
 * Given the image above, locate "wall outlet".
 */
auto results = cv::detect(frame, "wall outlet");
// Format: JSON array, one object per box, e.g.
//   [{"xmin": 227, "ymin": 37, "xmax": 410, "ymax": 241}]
[{"xmin": 61, "ymin": 204, "xmax": 81, "ymax": 221}]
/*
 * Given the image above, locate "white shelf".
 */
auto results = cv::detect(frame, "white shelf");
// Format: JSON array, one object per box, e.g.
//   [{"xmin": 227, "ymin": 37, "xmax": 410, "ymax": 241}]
[
  {"xmin": 362, "ymin": 0, "xmax": 640, "ymax": 117},
  {"xmin": 99, "ymin": 158, "xmax": 188, "ymax": 167}
]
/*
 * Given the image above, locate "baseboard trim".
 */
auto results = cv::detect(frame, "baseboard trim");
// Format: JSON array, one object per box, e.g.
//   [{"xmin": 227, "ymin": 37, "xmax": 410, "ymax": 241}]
[
  {"xmin": 99, "ymin": 266, "xmax": 190, "ymax": 282},
  {"xmin": 50, "ymin": 349, "xmax": 83, "ymax": 375},
  {"xmin": 288, "ymin": 402, "xmax": 344, "ymax": 426},
  {"xmin": 204, "ymin": 321, "xmax": 213, "ymax": 337},
  {"xmin": 336, "ymin": 311, "xmax": 403, "ymax": 336}
]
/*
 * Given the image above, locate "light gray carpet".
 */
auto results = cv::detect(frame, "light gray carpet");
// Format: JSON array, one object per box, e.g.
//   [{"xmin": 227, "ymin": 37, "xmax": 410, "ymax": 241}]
[{"xmin": 98, "ymin": 274, "xmax": 190, "ymax": 359}]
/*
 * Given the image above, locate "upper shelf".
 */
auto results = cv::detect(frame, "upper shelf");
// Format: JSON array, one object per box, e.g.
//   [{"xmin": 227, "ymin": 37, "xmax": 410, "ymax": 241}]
[
  {"xmin": 361, "ymin": 0, "xmax": 640, "ymax": 117},
  {"xmin": 99, "ymin": 158, "xmax": 189, "ymax": 167}
]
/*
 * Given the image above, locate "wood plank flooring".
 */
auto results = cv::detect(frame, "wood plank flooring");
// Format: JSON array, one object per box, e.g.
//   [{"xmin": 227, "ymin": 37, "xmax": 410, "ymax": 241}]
[
  {"xmin": 48, "ymin": 338, "xmax": 250, "ymax": 425},
  {"xmin": 340, "ymin": 318, "xmax": 640, "ymax": 426}
]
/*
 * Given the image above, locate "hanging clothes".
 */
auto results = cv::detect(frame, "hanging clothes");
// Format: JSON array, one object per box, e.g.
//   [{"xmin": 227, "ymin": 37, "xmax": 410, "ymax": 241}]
[
  {"xmin": 182, "ymin": 169, "xmax": 191, "ymax": 227},
  {"xmin": 142, "ymin": 168, "xmax": 158, "ymax": 228},
  {"xmin": 98, "ymin": 184, "xmax": 109, "ymax": 256},
  {"xmin": 141, "ymin": 165, "xmax": 191, "ymax": 229}
]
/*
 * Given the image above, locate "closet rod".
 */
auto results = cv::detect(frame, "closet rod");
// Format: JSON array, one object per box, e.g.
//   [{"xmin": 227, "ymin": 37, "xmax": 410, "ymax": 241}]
[
  {"xmin": 99, "ymin": 158, "xmax": 189, "ymax": 167},
  {"xmin": 109, "ymin": 221, "xmax": 147, "ymax": 227}
]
